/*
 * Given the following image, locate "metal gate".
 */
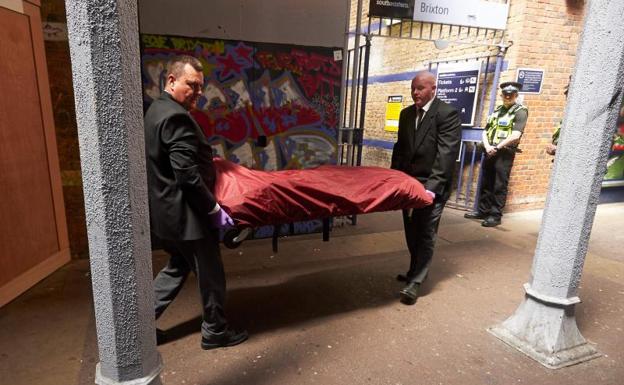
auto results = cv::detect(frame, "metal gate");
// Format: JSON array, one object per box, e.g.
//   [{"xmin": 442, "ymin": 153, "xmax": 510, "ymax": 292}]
[
  {"xmin": 339, "ymin": 38, "xmax": 371, "ymax": 168},
  {"xmin": 427, "ymin": 53, "xmax": 507, "ymax": 210},
  {"xmin": 337, "ymin": 1, "xmax": 511, "ymax": 210}
]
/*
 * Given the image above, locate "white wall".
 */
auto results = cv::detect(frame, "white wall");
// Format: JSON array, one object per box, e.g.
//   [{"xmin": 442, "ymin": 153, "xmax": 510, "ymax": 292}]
[{"xmin": 138, "ymin": 0, "xmax": 348, "ymax": 47}]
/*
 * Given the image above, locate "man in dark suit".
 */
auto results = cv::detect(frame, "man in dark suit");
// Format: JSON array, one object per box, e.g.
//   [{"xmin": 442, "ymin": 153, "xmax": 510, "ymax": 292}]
[
  {"xmin": 145, "ymin": 55, "xmax": 248, "ymax": 349},
  {"xmin": 391, "ymin": 71, "xmax": 462, "ymax": 305}
]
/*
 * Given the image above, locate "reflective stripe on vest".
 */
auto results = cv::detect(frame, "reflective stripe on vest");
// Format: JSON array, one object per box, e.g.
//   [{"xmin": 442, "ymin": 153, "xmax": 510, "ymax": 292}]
[{"xmin": 486, "ymin": 104, "xmax": 527, "ymax": 145}]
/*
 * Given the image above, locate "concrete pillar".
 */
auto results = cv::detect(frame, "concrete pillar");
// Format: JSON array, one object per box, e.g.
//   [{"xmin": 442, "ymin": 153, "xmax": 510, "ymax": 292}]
[
  {"xmin": 65, "ymin": 1, "xmax": 162, "ymax": 384},
  {"xmin": 489, "ymin": 0, "xmax": 624, "ymax": 369}
]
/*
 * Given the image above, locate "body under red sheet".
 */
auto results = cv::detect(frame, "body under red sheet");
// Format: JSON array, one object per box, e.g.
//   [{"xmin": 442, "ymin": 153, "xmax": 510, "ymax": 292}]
[{"xmin": 212, "ymin": 158, "xmax": 433, "ymax": 228}]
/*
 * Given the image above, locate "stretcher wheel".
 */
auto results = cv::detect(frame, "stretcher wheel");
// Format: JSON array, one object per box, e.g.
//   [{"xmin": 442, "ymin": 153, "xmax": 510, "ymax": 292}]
[
  {"xmin": 223, "ymin": 229, "xmax": 242, "ymax": 249},
  {"xmin": 223, "ymin": 227, "xmax": 251, "ymax": 249}
]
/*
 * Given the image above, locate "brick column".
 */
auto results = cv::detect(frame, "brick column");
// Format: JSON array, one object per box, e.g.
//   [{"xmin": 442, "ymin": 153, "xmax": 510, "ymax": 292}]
[
  {"xmin": 65, "ymin": 0, "xmax": 162, "ymax": 383},
  {"xmin": 489, "ymin": 0, "xmax": 624, "ymax": 369}
]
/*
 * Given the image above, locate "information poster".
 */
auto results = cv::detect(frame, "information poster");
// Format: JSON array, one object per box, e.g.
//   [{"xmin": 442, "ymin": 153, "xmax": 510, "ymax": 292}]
[
  {"xmin": 436, "ymin": 61, "xmax": 481, "ymax": 126},
  {"xmin": 384, "ymin": 95, "xmax": 403, "ymax": 132},
  {"xmin": 516, "ymin": 68, "xmax": 544, "ymax": 94}
]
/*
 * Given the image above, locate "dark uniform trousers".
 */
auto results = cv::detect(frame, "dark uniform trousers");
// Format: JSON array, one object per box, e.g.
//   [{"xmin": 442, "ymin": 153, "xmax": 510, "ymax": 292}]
[
  {"xmin": 402, "ymin": 198, "xmax": 447, "ymax": 284},
  {"xmin": 153, "ymin": 229, "xmax": 227, "ymax": 336},
  {"xmin": 478, "ymin": 148, "xmax": 516, "ymax": 219}
]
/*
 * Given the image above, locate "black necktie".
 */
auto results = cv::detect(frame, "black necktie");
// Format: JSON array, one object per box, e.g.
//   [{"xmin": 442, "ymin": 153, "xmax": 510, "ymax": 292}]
[{"xmin": 416, "ymin": 108, "xmax": 424, "ymax": 131}]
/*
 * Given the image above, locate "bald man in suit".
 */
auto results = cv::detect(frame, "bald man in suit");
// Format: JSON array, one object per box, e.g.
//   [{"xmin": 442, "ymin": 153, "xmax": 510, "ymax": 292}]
[{"xmin": 391, "ymin": 71, "xmax": 462, "ymax": 305}]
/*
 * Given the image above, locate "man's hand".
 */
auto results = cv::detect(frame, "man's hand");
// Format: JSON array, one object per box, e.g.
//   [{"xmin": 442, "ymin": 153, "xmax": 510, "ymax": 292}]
[
  {"xmin": 483, "ymin": 142, "xmax": 493, "ymax": 155},
  {"xmin": 211, "ymin": 208, "xmax": 235, "ymax": 228},
  {"xmin": 545, "ymin": 144, "xmax": 557, "ymax": 156},
  {"xmin": 425, "ymin": 190, "xmax": 436, "ymax": 200},
  {"xmin": 486, "ymin": 145, "xmax": 498, "ymax": 158}
]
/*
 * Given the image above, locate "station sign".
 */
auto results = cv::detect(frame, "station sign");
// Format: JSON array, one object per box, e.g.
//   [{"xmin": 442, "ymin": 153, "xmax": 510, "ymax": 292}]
[
  {"xmin": 369, "ymin": 0, "xmax": 415, "ymax": 19},
  {"xmin": 369, "ymin": 0, "xmax": 509, "ymax": 30},
  {"xmin": 436, "ymin": 61, "xmax": 481, "ymax": 126}
]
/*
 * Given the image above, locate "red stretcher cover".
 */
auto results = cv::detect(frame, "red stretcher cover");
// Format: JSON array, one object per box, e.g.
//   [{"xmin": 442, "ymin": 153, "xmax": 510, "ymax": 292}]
[{"xmin": 213, "ymin": 158, "xmax": 433, "ymax": 228}]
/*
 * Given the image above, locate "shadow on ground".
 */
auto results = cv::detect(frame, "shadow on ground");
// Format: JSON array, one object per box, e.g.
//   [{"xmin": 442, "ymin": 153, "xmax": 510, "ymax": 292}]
[{"xmin": 158, "ymin": 250, "xmax": 458, "ymax": 345}]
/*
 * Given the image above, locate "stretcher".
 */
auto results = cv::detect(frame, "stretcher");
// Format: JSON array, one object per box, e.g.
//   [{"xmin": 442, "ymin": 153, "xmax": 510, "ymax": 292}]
[{"xmin": 212, "ymin": 158, "xmax": 433, "ymax": 248}]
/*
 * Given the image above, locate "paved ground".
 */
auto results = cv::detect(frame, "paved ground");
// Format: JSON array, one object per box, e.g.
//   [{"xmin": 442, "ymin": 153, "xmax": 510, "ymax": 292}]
[{"xmin": 1, "ymin": 204, "xmax": 623, "ymax": 385}]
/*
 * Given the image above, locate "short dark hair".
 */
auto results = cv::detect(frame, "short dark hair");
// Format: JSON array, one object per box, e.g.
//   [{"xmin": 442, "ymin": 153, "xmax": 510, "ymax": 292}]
[{"xmin": 166, "ymin": 55, "xmax": 203, "ymax": 77}]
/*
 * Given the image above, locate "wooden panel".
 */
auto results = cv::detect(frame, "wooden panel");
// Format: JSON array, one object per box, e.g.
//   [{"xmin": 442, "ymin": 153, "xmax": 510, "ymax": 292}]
[
  {"xmin": 0, "ymin": 248, "xmax": 69, "ymax": 307},
  {"xmin": 0, "ymin": 7, "xmax": 61, "ymax": 287},
  {"xmin": 24, "ymin": 1, "xmax": 69, "ymax": 251}
]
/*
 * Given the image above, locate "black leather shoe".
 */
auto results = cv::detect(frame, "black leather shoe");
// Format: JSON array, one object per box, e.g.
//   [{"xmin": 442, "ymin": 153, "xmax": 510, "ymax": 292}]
[
  {"xmin": 156, "ymin": 328, "xmax": 167, "ymax": 345},
  {"xmin": 201, "ymin": 328, "xmax": 248, "ymax": 350},
  {"xmin": 399, "ymin": 282, "xmax": 420, "ymax": 305},
  {"xmin": 464, "ymin": 211, "xmax": 487, "ymax": 220},
  {"xmin": 481, "ymin": 216, "xmax": 501, "ymax": 227},
  {"xmin": 397, "ymin": 272, "xmax": 428, "ymax": 283}
]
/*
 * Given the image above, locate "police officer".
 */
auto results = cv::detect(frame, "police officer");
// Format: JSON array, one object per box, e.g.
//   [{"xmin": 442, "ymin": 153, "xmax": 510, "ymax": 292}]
[
  {"xmin": 546, "ymin": 81, "xmax": 569, "ymax": 156},
  {"xmin": 546, "ymin": 119, "xmax": 560, "ymax": 156},
  {"xmin": 464, "ymin": 81, "xmax": 528, "ymax": 227}
]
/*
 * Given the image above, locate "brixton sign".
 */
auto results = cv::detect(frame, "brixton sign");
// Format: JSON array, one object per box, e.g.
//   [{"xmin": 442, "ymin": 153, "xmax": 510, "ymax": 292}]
[
  {"xmin": 369, "ymin": 0, "xmax": 509, "ymax": 31},
  {"xmin": 413, "ymin": 0, "xmax": 509, "ymax": 30}
]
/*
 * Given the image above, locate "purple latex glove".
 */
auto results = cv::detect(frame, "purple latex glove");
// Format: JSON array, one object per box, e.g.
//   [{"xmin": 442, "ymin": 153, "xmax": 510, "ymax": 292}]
[
  {"xmin": 211, "ymin": 208, "xmax": 235, "ymax": 229},
  {"xmin": 425, "ymin": 190, "xmax": 436, "ymax": 200}
]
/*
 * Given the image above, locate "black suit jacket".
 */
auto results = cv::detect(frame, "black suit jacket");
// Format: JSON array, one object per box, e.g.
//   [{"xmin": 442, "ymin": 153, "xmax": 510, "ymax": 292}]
[
  {"xmin": 391, "ymin": 98, "xmax": 462, "ymax": 200},
  {"xmin": 144, "ymin": 92, "xmax": 217, "ymax": 241}
]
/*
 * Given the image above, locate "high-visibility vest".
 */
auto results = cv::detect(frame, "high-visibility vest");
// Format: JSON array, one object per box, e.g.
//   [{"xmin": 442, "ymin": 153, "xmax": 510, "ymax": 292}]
[
  {"xmin": 552, "ymin": 119, "xmax": 562, "ymax": 145},
  {"xmin": 486, "ymin": 103, "xmax": 527, "ymax": 145}
]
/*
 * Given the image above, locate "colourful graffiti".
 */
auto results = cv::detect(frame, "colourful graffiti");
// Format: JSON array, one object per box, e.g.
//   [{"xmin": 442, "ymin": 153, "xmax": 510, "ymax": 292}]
[
  {"xmin": 140, "ymin": 34, "xmax": 342, "ymax": 171},
  {"xmin": 605, "ymin": 119, "xmax": 624, "ymax": 182}
]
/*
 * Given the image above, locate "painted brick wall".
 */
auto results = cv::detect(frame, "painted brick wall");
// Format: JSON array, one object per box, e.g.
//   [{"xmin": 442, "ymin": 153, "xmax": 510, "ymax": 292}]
[
  {"xmin": 41, "ymin": 0, "xmax": 88, "ymax": 258},
  {"xmin": 350, "ymin": 0, "xmax": 585, "ymax": 212}
]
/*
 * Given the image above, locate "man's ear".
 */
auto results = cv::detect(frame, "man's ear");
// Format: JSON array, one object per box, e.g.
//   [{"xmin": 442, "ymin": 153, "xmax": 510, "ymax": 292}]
[{"xmin": 166, "ymin": 74, "xmax": 176, "ymax": 89}]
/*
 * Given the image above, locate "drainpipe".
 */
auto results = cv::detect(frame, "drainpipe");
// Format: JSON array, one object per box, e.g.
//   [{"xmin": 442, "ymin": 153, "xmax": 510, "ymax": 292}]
[
  {"xmin": 337, "ymin": 0, "xmax": 352, "ymax": 165},
  {"xmin": 345, "ymin": 0, "xmax": 364, "ymax": 166}
]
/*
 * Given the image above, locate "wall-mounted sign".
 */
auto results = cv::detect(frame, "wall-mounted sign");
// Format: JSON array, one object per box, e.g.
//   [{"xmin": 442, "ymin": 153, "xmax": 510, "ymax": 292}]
[
  {"xmin": 369, "ymin": 0, "xmax": 415, "ymax": 19},
  {"xmin": 516, "ymin": 68, "xmax": 545, "ymax": 94},
  {"xmin": 369, "ymin": 0, "xmax": 510, "ymax": 30},
  {"xmin": 384, "ymin": 95, "xmax": 404, "ymax": 132},
  {"xmin": 369, "ymin": 0, "xmax": 509, "ymax": 30},
  {"xmin": 436, "ymin": 61, "xmax": 481, "ymax": 126},
  {"xmin": 413, "ymin": 0, "xmax": 509, "ymax": 30}
]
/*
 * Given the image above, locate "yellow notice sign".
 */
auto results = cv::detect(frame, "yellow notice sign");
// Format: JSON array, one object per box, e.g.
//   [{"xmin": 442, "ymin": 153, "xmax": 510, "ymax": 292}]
[{"xmin": 384, "ymin": 95, "xmax": 403, "ymax": 132}]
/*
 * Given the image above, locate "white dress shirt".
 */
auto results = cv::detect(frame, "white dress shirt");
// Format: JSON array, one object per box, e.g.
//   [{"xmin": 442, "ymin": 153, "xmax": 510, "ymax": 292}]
[{"xmin": 415, "ymin": 97, "xmax": 434, "ymax": 131}]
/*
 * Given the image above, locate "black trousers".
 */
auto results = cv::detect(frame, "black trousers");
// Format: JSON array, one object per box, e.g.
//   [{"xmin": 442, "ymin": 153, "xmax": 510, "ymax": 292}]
[
  {"xmin": 402, "ymin": 198, "xmax": 447, "ymax": 284},
  {"xmin": 153, "ymin": 230, "xmax": 227, "ymax": 336},
  {"xmin": 477, "ymin": 148, "xmax": 516, "ymax": 219}
]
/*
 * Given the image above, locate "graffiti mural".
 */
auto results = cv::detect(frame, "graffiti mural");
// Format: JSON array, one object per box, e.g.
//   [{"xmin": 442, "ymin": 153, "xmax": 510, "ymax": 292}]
[
  {"xmin": 604, "ymin": 112, "xmax": 624, "ymax": 183},
  {"xmin": 140, "ymin": 34, "xmax": 341, "ymax": 171}
]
